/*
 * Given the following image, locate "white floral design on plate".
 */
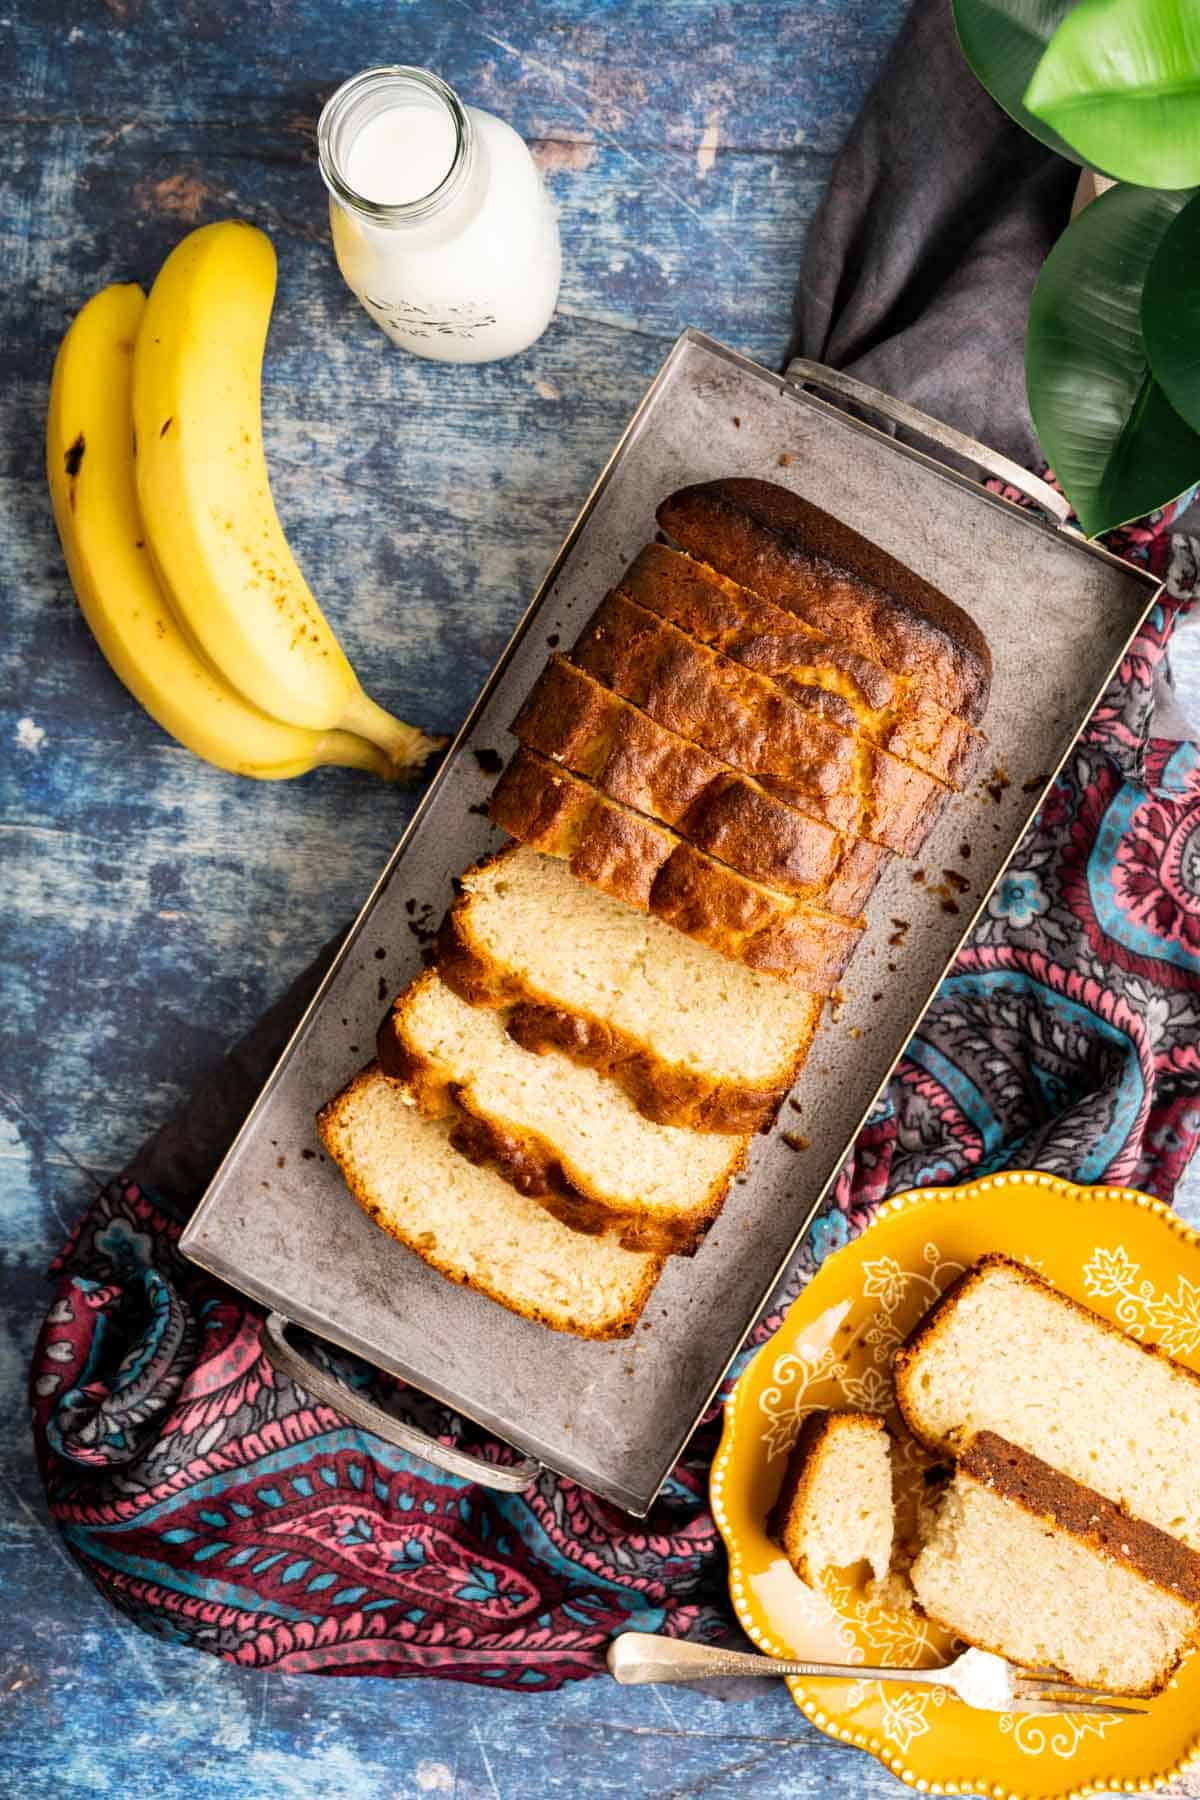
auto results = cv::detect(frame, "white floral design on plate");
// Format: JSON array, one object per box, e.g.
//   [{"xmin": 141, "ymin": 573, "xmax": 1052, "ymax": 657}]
[
  {"xmin": 1083, "ymin": 1244, "xmax": 1200, "ymax": 1355},
  {"xmin": 1000, "ymin": 1708, "xmax": 1122, "ymax": 1760}
]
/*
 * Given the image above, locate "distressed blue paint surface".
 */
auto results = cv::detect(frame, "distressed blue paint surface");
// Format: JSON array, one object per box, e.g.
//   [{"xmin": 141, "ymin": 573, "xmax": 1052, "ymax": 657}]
[{"xmin": 5, "ymin": 0, "xmax": 1200, "ymax": 1793}]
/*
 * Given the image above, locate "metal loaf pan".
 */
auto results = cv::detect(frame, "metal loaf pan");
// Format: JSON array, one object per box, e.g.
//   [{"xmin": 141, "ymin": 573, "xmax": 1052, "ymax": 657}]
[{"xmin": 180, "ymin": 333, "xmax": 1159, "ymax": 1516}]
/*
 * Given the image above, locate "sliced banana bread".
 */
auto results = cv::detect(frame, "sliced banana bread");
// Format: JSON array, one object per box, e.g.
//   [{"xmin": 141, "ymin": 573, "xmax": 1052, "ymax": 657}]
[
  {"xmin": 489, "ymin": 748, "xmax": 863, "ymax": 992},
  {"xmin": 894, "ymin": 1253, "xmax": 1200, "ymax": 1551},
  {"xmin": 767, "ymin": 1411, "xmax": 894, "ymax": 1587},
  {"xmin": 910, "ymin": 1433, "xmax": 1200, "ymax": 1695},
  {"xmin": 378, "ymin": 970, "xmax": 748, "ymax": 1253},
  {"xmin": 512, "ymin": 657, "xmax": 890, "ymax": 913},
  {"xmin": 658, "ymin": 478, "xmax": 992, "ymax": 726},
  {"xmin": 571, "ymin": 591, "xmax": 947, "ymax": 855},
  {"xmin": 438, "ymin": 848, "xmax": 822, "ymax": 1133},
  {"xmin": 318, "ymin": 1066, "xmax": 663, "ymax": 1340},
  {"xmin": 622, "ymin": 542, "xmax": 985, "ymax": 789}
]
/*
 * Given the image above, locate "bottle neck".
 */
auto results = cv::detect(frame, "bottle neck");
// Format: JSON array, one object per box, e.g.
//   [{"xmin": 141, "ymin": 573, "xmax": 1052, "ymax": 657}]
[{"xmin": 317, "ymin": 65, "xmax": 474, "ymax": 229}]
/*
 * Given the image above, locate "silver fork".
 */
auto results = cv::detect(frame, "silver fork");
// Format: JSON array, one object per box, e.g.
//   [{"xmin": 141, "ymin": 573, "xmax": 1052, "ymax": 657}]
[{"xmin": 607, "ymin": 1632, "xmax": 1149, "ymax": 1716}]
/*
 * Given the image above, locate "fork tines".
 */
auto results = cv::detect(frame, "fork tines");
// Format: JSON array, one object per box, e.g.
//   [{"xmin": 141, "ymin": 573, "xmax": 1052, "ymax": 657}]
[{"xmin": 1012, "ymin": 1678, "xmax": 1150, "ymax": 1718}]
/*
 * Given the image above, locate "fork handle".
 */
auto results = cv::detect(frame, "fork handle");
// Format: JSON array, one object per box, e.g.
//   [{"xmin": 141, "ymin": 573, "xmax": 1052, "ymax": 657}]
[{"xmin": 607, "ymin": 1631, "xmax": 950, "ymax": 1686}]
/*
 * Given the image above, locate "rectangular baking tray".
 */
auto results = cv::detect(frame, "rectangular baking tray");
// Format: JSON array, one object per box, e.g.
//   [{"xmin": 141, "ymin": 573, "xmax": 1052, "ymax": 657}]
[{"xmin": 180, "ymin": 331, "xmax": 1159, "ymax": 1516}]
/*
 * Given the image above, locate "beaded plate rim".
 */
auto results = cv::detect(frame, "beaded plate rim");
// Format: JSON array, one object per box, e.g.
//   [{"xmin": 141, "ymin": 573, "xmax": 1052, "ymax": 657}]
[{"xmin": 711, "ymin": 1170, "xmax": 1200, "ymax": 1800}]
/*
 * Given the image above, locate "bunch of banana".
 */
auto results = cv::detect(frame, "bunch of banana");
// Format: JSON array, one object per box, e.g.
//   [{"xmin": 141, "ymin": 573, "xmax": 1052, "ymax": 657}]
[{"xmin": 47, "ymin": 223, "xmax": 441, "ymax": 781}]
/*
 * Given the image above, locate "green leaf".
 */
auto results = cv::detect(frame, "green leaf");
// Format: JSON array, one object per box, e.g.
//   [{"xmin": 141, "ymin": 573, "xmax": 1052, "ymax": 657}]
[
  {"xmin": 1025, "ymin": 0, "xmax": 1200, "ymax": 188},
  {"xmin": 1143, "ymin": 190, "xmax": 1200, "ymax": 433},
  {"xmin": 951, "ymin": 0, "xmax": 1089, "ymax": 165},
  {"xmin": 1025, "ymin": 182, "xmax": 1200, "ymax": 535}
]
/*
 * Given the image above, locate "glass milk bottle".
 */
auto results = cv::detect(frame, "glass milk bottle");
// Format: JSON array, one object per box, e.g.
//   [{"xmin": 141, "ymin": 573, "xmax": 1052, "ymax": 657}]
[{"xmin": 317, "ymin": 66, "xmax": 562, "ymax": 363}]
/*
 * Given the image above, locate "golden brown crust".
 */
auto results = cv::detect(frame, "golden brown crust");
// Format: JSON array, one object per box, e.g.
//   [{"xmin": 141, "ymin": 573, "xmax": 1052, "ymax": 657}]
[
  {"xmin": 570, "ymin": 591, "xmax": 949, "ymax": 856},
  {"xmin": 488, "ymin": 747, "xmax": 863, "ymax": 992},
  {"xmin": 316, "ymin": 1068, "xmax": 663, "ymax": 1341},
  {"xmin": 623, "ymin": 542, "xmax": 986, "ymax": 789},
  {"xmin": 894, "ymin": 1252, "xmax": 1200, "ymax": 1448},
  {"xmin": 434, "ymin": 888, "xmax": 818, "ymax": 1135},
  {"xmin": 766, "ymin": 1410, "xmax": 888, "ymax": 1585},
  {"xmin": 657, "ymin": 480, "xmax": 992, "ymax": 727},
  {"xmin": 961, "ymin": 1432, "xmax": 1200, "ymax": 1609},
  {"xmin": 512, "ymin": 657, "xmax": 891, "ymax": 914},
  {"xmin": 374, "ymin": 989, "xmax": 743, "ymax": 1256}
]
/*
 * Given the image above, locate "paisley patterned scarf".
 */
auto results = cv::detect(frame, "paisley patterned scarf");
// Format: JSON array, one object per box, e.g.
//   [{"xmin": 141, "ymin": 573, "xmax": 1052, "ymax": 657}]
[{"xmin": 29, "ymin": 513, "xmax": 1200, "ymax": 1689}]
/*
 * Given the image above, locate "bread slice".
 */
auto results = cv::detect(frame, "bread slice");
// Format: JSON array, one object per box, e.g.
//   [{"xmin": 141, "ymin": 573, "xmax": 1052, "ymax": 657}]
[
  {"xmin": 377, "ymin": 970, "xmax": 747, "ymax": 1253},
  {"xmin": 571, "ymin": 591, "xmax": 947, "ymax": 856},
  {"xmin": 438, "ymin": 848, "xmax": 821, "ymax": 1134},
  {"xmin": 622, "ymin": 542, "xmax": 985, "ymax": 790},
  {"xmin": 657, "ymin": 479, "xmax": 992, "ymax": 727},
  {"xmin": 512, "ymin": 657, "xmax": 890, "ymax": 914},
  {"xmin": 318, "ymin": 1066, "xmax": 663, "ymax": 1339},
  {"xmin": 894, "ymin": 1253, "xmax": 1200, "ymax": 1551},
  {"xmin": 767, "ymin": 1411, "xmax": 893, "ymax": 1586},
  {"xmin": 489, "ymin": 748, "xmax": 863, "ymax": 992},
  {"xmin": 910, "ymin": 1433, "xmax": 1200, "ymax": 1695}
]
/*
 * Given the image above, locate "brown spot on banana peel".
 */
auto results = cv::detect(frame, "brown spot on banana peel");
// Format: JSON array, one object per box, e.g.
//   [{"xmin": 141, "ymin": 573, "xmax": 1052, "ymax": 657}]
[
  {"xmin": 159, "ymin": 416, "xmax": 173, "ymax": 436},
  {"xmin": 64, "ymin": 433, "xmax": 85, "ymax": 477}
]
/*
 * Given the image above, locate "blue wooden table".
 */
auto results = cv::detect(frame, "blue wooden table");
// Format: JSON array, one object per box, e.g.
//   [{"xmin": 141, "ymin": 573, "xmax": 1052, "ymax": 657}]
[{"xmin": 6, "ymin": 3, "xmax": 1200, "ymax": 1794}]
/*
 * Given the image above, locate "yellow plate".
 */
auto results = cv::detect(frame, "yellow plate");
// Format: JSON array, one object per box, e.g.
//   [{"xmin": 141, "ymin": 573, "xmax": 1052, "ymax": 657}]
[{"xmin": 711, "ymin": 1170, "xmax": 1200, "ymax": 1800}]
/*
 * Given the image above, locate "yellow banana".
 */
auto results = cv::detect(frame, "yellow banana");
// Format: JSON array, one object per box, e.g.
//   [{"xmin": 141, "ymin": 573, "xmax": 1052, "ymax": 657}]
[
  {"xmin": 131, "ymin": 220, "xmax": 438, "ymax": 771},
  {"xmin": 47, "ymin": 282, "xmax": 398, "ymax": 782}
]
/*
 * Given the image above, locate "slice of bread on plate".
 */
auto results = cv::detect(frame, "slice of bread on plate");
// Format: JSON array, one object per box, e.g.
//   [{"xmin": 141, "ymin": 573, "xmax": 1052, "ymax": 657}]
[
  {"xmin": 895, "ymin": 1253, "xmax": 1200, "ymax": 1551},
  {"xmin": 437, "ymin": 848, "xmax": 822, "ymax": 1134},
  {"xmin": 767, "ymin": 1410, "xmax": 894, "ymax": 1586},
  {"xmin": 318, "ymin": 1065, "xmax": 663, "ymax": 1340},
  {"xmin": 911, "ymin": 1432, "xmax": 1200, "ymax": 1696},
  {"xmin": 488, "ymin": 747, "xmax": 863, "ymax": 992},
  {"xmin": 377, "ymin": 969, "xmax": 748, "ymax": 1254}
]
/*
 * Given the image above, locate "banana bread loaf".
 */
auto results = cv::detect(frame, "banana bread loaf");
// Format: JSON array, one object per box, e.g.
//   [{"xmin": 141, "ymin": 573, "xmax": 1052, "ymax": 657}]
[
  {"xmin": 622, "ymin": 542, "xmax": 985, "ymax": 788},
  {"xmin": 658, "ymin": 478, "xmax": 992, "ymax": 725}
]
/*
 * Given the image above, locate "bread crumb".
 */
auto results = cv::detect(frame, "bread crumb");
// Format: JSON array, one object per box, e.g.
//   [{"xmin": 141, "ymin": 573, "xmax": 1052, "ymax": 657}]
[
  {"xmin": 942, "ymin": 868, "xmax": 970, "ymax": 893},
  {"xmin": 782, "ymin": 1131, "xmax": 811, "ymax": 1152},
  {"xmin": 777, "ymin": 452, "xmax": 792, "ymax": 466},
  {"xmin": 959, "ymin": 839, "xmax": 972, "ymax": 860},
  {"xmin": 1022, "ymin": 773, "xmax": 1050, "ymax": 794},
  {"xmin": 848, "ymin": 1026, "xmax": 862, "ymax": 1039}
]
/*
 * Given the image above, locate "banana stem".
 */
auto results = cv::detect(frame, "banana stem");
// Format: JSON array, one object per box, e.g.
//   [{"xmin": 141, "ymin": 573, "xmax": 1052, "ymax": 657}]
[
  {"xmin": 337, "ymin": 684, "xmax": 445, "ymax": 778},
  {"xmin": 319, "ymin": 731, "xmax": 404, "ymax": 781}
]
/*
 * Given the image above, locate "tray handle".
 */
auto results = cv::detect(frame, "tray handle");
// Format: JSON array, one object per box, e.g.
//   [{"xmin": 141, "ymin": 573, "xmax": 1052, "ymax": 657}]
[
  {"xmin": 262, "ymin": 1312, "xmax": 542, "ymax": 1493},
  {"xmin": 784, "ymin": 357, "xmax": 1072, "ymax": 526}
]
